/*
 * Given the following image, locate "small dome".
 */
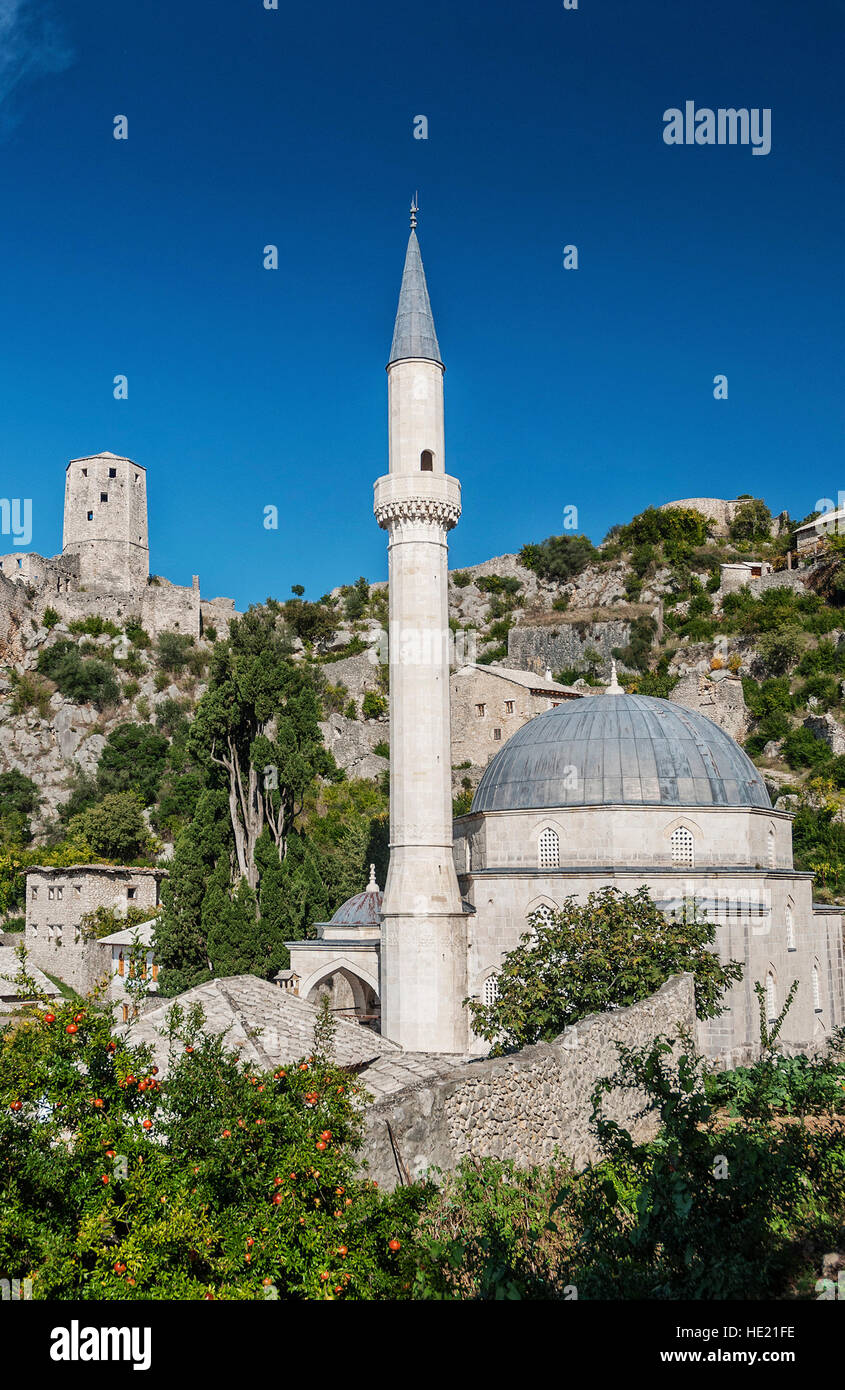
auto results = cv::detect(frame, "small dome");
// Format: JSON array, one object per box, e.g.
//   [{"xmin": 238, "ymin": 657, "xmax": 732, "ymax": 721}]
[
  {"xmin": 472, "ymin": 693, "xmax": 771, "ymax": 813},
  {"xmin": 327, "ymin": 864, "xmax": 383, "ymax": 928}
]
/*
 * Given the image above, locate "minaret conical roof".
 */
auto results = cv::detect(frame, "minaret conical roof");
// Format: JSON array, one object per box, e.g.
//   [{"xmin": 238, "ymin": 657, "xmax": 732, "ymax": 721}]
[{"xmin": 388, "ymin": 229, "xmax": 443, "ymax": 367}]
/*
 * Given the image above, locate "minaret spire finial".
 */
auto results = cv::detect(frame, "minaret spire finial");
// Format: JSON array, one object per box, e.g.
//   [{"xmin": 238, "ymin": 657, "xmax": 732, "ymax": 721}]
[{"xmin": 410, "ymin": 193, "xmax": 418, "ymax": 231}]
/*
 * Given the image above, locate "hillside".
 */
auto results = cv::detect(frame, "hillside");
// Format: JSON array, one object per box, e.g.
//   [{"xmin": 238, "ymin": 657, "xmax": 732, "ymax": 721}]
[{"xmin": 4, "ymin": 492, "xmax": 845, "ymax": 986}]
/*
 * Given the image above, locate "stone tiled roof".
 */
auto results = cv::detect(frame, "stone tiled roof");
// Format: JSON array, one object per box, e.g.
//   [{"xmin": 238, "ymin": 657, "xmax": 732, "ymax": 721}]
[
  {"xmin": 455, "ymin": 664, "xmax": 580, "ymax": 695},
  {"xmin": 358, "ymin": 1051, "xmax": 470, "ymax": 1100},
  {"xmin": 0, "ymin": 947, "xmax": 61, "ymax": 999},
  {"xmin": 116, "ymin": 975, "xmax": 400, "ymax": 1075},
  {"xmin": 98, "ymin": 922, "xmax": 156, "ymax": 947},
  {"xmin": 24, "ymin": 864, "xmax": 166, "ymax": 878}
]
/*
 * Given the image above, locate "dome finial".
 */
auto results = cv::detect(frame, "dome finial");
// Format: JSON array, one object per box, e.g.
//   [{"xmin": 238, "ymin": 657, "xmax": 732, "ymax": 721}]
[
  {"xmin": 410, "ymin": 193, "xmax": 418, "ymax": 231},
  {"xmin": 606, "ymin": 659, "xmax": 623, "ymax": 694},
  {"xmin": 367, "ymin": 862, "xmax": 379, "ymax": 892}
]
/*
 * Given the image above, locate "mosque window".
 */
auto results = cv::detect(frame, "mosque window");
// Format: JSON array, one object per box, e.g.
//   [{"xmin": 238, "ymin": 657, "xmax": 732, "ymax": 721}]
[
  {"xmin": 87, "ymin": 512, "xmax": 93, "ymax": 521},
  {"xmin": 100, "ymin": 493, "xmax": 108, "ymax": 503},
  {"xmin": 670, "ymin": 826, "xmax": 694, "ymax": 867},
  {"xmin": 475, "ymin": 703, "xmax": 486, "ymax": 718},
  {"xmin": 81, "ymin": 468, "xmax": 87, "ymax": 477},
  {"xmin": 765, "ymin": 972, "xmax": 777, "ymax": 1024},
  {"xmin": 109, "ymin": 468, "xmax": 116, "ymax": 477},
  {"xmin": 786, "ymin": 905, "xmax": 795, "ymax": 951},
  {"xmin": 813, "ymin": 963, "xmax": 822, "ymax": 1012},
  {"xmin": 767, "ymin": 828, "xmax": 776, "ymax": 868},
  {"xmin": 482, "ymin": 975, "xmax": 499, "ymax": 1007},
  {"xmin": 505, "ymin": 701, "xmax": 514, "ymax": 714},
  {"xmin": 420, "ymin": 450, "xmax": 433, "ymax": 471},
  {"xmin": 538, "ymin": 828, "xmax": 560, "ymax": 868},
  {"xmin": 493, "ymin": 727, "xmax": 502, "ymax": 741}
]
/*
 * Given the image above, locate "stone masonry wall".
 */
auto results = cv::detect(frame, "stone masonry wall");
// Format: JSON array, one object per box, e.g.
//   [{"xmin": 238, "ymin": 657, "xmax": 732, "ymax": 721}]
[
  {"xmin": 359, "ymin": 974, "xmax": 696, "ymax": 1190},
  {"xmin": 507, "ymin": 620, "xmax": 634, "ymax": 677}
]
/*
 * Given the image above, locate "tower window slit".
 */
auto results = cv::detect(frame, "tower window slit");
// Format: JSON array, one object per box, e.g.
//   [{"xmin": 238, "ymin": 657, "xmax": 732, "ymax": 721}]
[{"xmin": 420, "ymin": 450, "xmax": 433, "ymax": 471}]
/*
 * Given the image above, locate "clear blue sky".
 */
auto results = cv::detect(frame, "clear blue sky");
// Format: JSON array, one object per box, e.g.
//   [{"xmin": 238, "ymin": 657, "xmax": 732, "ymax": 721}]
[{"xmin": 1, "ymin": 0, "xmax": 842, "ymax": 609}]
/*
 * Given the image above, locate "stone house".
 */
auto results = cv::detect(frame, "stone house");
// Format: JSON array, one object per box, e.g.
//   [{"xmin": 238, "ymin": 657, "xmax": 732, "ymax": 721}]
[
  {"xmin": 24, "ymin": 865, "xmax": 166, "ymax": 995},
  {"xmin": 97, "ymin": 919, "xmax": 159, "ymax": 1022},
  {"xmin": 450, "ymin": 663, "xmax": 582, "ymax": 769}
]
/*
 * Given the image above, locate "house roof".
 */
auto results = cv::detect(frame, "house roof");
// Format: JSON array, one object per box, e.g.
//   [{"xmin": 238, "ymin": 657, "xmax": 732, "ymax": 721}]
[
  {"xmin": 116, "ymin": 975, "xmax": 400, "ymax": 1075},
  {"xmin": 0, "ymin": 947, "xmax": 61, "ymax": 999},
  {"xmin": 454, "ymin": 664, "xmax": 581, "ymax": 696},
  {"xmin": 99, "ymin": 921, "xmax": 156, "ymax": 947}
]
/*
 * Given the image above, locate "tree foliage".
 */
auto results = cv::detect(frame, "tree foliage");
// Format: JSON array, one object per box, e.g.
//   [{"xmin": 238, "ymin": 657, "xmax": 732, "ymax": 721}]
[{"xmin": 467, "ymin": 886, "xmax": 741, "ymax": 1055}]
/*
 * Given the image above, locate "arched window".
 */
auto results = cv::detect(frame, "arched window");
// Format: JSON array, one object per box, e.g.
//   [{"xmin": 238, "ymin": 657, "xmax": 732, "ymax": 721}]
[
  {"xmin": 670, "ymin": 826, "xmax": 694, "ymax": 867},
  {"xmin": 813, "ymin": 963, "xmax": 822, "ymax": 1012},
  {"xmin": 539, "ymin": 827, "xmax": 560, "ymax": 868},
  {"xmin": 482, "ymin": 974, "xmax": 499, "ymax": 1007},
  {"xmin": 785, "ymin": 904, "xmax": 795, "ymax": 951},
  {"xmin": 767, "ymin": 827, "xmax": 776, "ymax": 869},
  {"xmin": 765, "ymin": 972, "xmax": 777, "ymax": 1024},
  {"xmin": 420, "ymin": 450, "xmax": 433, "ymax": 471}
]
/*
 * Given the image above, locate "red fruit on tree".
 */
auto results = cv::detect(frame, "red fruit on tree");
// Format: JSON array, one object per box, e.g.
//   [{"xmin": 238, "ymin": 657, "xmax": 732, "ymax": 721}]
[
  {"xmin": 65, "ymin": 1024, "xmax": 78, "ymax": 1035},
  {"xmin": 10, "ymin": 1101, "xmax": 22, "ymax": 1112},
  {"xmin": 114, "ymin": 1262, "xmax": 126, "ymax": 1275},
  {"xmin": 101, "ymin": 1175, "xmax": 110, "ymax": 1184},
  {"xmin": 272, "ymin": 1194, "xmax": 283, "ymax": 1205},
  {"xmin": 389, "ymin": 1239, "xmax": 401, "ymax": 1252},
  {"xmin": 142, "ymin": 1119, "xmax": 152, "ymax": 1130},
  {"xmin": 44, "ymin": 1013, "xmax": 56, "ymax": 1024}
]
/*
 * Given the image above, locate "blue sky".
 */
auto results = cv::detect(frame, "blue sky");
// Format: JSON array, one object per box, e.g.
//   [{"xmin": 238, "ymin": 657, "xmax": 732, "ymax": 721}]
[{"xmin": 1, "ymin": 0, "xmax": 842, "ymax": 609}]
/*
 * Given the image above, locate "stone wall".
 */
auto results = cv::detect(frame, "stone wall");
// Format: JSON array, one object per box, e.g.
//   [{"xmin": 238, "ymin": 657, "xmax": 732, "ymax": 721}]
[
  {"xmin": 507, "ymin": 620, "xmax": 634, "ymax": 677},
  {"xmin": 669, "ymin": 671, "xmax": 750, "ymax": 741},
  {"xmin": 358, "ymin": 974, "xmax": 696, "ymax": 1189}
]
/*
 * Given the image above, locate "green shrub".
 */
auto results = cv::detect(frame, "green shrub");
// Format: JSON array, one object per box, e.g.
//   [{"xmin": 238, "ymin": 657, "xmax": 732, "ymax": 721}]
[
  {"xmin": 202, "ymin": 623, "xmax": 218, "ymax": 642},
  {"xmin": 42, "ymin": 607, "xmax": 60, "ymax": 630},
  {"xmin": 155, "ymin": 631, "xmax": 196, "ymax": 675},
  {"xmin": 9, "ymin": 671, "xmax": 53, "ymax": 719},
  {"xmin": 519, "ymin": 534, "xmax": 597, "ymax": 583},
  {"xmin": 373, "ymin": 740, "xmax": 390, "ymax": 759},
  {"xmin": 451, "ymin": 571, "xmax": 472, "ymax": 588},
  {"xmin": 782, "ymin": 726, "xmax": 832, "ymax": 771},
  {"xmin": 362, "ymin": 691, "xmax": 387, "ymax": 720},
  {"xmin": 36, "ymin": 641, "xmax": 119, "ymax": 709},
  {"xmin": 68, "ymin": 616, "xmax": 121, "ymax": 638},
  {"xmin": 124, "ymin": 621, "xmax": 151, "ymax": 649}
]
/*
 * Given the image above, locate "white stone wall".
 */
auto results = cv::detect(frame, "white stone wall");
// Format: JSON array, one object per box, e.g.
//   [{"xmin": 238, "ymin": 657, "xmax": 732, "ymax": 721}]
[
  {"xmin": 454, "ymin": 803, "xmax": 793, "ymax": 874},
  {"xmin": 455, "ymin": 850, "xmax": 844, "ymax": 1058}
]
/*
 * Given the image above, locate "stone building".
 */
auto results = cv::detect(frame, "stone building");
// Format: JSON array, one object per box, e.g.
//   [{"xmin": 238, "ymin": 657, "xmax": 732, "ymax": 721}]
[
  {"xmin": 286, "ymin": 864, "xmax": 382, "ymax": 1023},
  {"xmin": 0, "ymin": 452, "xmax": 238, "ymax": 639},
  {"xmin": 452, "ymin": 684, "xmax": 845, "ymax": 1062},
  {"xmin": 97, "ymin": 919, "xmax": 159, "ymax": 1021},
  {"xmin": 24, "ymin": 864, "xmax": 166, "ymax": 995},
  {"xmin": 450, "ymin": 663, "xmax": 581, "ymax": 769},
  {"xmin": 277, "ymin": 209, "xmax": 845, "ymax": 1067}
]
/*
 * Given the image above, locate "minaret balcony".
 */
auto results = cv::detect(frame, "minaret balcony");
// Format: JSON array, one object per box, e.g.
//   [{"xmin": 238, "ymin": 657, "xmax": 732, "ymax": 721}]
[{"xmin": 373, "ymin": 472, "xmax": 461, "ymax": 531}]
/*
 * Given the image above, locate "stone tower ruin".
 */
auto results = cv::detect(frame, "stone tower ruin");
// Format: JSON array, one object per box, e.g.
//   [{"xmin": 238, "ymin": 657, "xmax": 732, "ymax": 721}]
[{"xmin": 62, "ymin": 452, "xmax": 149, "ymax": 588}]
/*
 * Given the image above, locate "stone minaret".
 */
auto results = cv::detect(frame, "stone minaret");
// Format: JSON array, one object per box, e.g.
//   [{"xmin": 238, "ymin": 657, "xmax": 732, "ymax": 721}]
[
  {"xmin": 374, "ymin": 205, "xmax": 468, "ymax": 1053},
  {"xmin": 63, "ymin": 452, "xmax": 149, "ymax": 589}
]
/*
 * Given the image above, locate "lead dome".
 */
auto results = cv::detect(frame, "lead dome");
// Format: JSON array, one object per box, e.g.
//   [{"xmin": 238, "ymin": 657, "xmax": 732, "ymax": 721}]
[{"xmin": 472, "ymin": 693, "xmax": 771, "ymax": 813}]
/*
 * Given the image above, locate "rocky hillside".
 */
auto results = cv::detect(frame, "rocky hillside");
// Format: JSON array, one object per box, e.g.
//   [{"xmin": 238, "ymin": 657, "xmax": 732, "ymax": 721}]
[{"xmin": 6, "ymin": 494, "xmax": 845, "ymax": 899}]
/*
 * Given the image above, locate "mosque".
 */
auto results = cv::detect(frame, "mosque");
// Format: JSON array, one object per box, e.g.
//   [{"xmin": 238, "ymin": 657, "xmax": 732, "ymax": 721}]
[{"xmin": 288, "ymin": 209, "xmax": 845, "ymax": 1061}]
